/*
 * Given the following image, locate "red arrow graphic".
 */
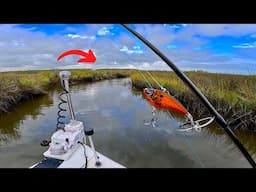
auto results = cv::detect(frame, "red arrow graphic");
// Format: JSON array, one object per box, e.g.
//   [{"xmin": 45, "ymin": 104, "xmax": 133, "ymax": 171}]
[{"xmin": 57, "ymin": 49, "xmax": 96, "ymax": 63}]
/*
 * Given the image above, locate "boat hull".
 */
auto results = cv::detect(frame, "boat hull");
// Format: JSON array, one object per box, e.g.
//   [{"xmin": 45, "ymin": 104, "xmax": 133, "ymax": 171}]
[{"xmin": 30, "ymin": 145, "xmax": 125, "ymax": 168}]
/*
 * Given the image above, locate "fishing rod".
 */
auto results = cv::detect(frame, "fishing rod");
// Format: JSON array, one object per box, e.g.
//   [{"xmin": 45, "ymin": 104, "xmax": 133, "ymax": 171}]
[{"xmin": 121, "ymin": 24, "xmax": 256, "ymax": 168}]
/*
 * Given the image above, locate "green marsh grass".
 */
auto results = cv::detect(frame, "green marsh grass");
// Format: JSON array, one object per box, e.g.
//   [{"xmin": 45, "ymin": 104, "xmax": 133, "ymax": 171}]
[{"xmin": 0, "ymin": 69, "xmax": 255, "ymax": 131}]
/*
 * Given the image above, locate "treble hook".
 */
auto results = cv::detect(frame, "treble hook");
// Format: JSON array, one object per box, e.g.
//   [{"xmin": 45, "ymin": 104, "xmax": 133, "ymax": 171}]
[{"xmin": 144, "ymin": 107, "xmax": 158, "ymax": 128}]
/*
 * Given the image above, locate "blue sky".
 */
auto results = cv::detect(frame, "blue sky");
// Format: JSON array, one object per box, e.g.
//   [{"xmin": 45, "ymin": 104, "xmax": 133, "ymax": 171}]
[{"xmin": 0, "ymin": 24, "xmax": 256, "ymax": 74}]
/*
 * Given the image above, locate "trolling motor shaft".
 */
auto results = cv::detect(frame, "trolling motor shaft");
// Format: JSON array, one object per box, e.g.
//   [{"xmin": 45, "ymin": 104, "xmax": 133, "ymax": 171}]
[{"xmin": 59, "ymin": 71, "xmax": 75, "ymax": 120}]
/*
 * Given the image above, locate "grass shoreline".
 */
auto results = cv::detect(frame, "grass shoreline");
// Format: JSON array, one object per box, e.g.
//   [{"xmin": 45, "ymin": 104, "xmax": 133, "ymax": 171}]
[
  {"xmin": 0, "ymin": 69, "xmax": 130, "ymax": 115},
  {"xmin": 0, "ymin": 69, "xmax": 255, "ymax": 132}
]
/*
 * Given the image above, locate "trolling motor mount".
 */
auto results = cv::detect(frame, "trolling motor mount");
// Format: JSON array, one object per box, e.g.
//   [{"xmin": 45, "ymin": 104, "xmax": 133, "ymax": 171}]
[
  {"xmin": 43, "ymin": 71, "xmax": 101, "ymax": 166},
  {"xmin": 46, "ymin": 120, "xmax": 85, "ymax": 159}
]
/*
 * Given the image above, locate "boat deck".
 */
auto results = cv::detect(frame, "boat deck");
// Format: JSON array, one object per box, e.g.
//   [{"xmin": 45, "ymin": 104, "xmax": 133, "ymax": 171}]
[{"xmin": 31, "ymin": 145, "xmax": 125, "ymax": 168}]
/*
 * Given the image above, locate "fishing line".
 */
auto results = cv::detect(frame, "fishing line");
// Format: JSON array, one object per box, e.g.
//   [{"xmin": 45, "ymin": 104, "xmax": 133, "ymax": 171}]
[
  {"xmin": 146, "ymin": 71, "xmax": 164, "ymax": 90},
  {"xmin": 137, "ymin": 69, "xmax": 153, "ymax": 88},
  {"xmin": 146, "ymin": 71, "xmax": 172, "ymax": 96},
  {"xmin": 137, "ymin": 69, "xmax": 158, "ymax": 126}
]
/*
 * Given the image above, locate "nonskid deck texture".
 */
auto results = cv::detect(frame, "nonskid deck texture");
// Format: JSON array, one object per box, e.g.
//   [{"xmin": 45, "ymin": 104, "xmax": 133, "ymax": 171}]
[
  {"xmin": 31, "ymin": 145, "xmax": 125, "ymax": 168},
  {"xmin": 33, "ymin": 158, "xmax": 64, "ymax": 168}
]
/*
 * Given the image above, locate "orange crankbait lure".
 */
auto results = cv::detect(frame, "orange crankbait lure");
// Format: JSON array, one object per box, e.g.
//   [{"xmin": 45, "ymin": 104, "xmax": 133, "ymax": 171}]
[
  {"xmin": 142, "ymin": 87, "xmax": 215, "ymax": 132},
  {"xmin": 143, "ymin": 88, "xmax": 187, "ymax": 115}
]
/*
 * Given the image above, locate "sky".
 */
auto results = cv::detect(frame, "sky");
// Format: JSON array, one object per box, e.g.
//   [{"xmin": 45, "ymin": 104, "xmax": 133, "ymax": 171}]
[{"xmin": 0, "ymin": 24, "xmax": 256, "ymax": 74}]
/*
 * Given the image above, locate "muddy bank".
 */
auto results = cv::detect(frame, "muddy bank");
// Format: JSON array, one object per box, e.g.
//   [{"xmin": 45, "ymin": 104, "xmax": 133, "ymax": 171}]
[{"xmin": 0, "ymin": 85, "xmax": 46, "ymax": 115}]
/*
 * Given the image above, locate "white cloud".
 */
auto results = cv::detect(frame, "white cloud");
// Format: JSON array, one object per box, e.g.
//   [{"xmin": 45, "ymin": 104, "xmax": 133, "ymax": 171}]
[
  {"xmin": 26, "ymin": 27, "xmax": 37, "ymax": 31},
  {"xmin": 0, "ymin": 24, "xmax": 255, "ymax": 75},
  {"xmin": 169, "ymin": 24, "xmax": 180, "ymax": 29},
  {"xmin": 97, "ymin": 27, "xmax": 113, "ymax": 36},
  {"xmin": 138, "ymin": 61, "xmax": 169, "ymax": 71},
  {"xmin": 163, "ymin": 24, "xmax": 188, "ymax": 29},
  {"xmin": 57, "ymin": 64, "xmax": 94, "ymax": 70},
  {"xmin": 233, "ymin": 41, "xmax": 256, "ymax": 49},
  {"xmin": 127, "ymin": 64, "xmax": 136, "ymax": 69},
  {"xmin": 133, "ymin": 45, "xmax": 141, "ymax": 50},
  {"xmin": 178, "ymin": 24, "xmax": 256, "ymax": 38},
  {"xmin": 67, "ymin": 33, "xmax": 95, "ymax": 40},
  {"xmin": 120, "ymin": 46, "xmax": 143, "ymax": 54},
  {"xmin": 135, "ymin": 24, "xmax": 176, "ymax": 47},
  {"xmin": 181, "ymin": 24, "xmax": 188, "ymax": 27}
]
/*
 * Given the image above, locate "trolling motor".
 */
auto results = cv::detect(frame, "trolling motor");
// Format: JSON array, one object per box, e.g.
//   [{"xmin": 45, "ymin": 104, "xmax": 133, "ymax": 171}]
[{"xmin": 43, "ymin": 71, "xmax": 101, "ymax": 166}]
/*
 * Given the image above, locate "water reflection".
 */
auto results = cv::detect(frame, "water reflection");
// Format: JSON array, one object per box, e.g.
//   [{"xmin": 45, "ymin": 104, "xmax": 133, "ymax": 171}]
[
  {"xmin": 0, "ymin": 92, "xmax": 53, "ymax": 145},
  {"xmin": 0, "ymin": 78, "xmax": 254, "ymax": 167}
]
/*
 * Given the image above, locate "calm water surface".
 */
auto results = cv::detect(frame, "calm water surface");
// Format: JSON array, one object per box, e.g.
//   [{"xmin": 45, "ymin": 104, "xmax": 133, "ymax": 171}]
[{"xmin": 0, "ymin": 78, "xmax": 254, "ymax": 167}]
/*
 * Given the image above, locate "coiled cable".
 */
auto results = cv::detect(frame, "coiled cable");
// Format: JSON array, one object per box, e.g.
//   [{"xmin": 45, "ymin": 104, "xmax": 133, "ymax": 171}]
[
  {"xmin": 56, "ymin": 90, "xmax": 68, "ymax": 131},
  {"xmin": 40, "ymin": 81, "xmax": 68, "ymax": 147}
]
